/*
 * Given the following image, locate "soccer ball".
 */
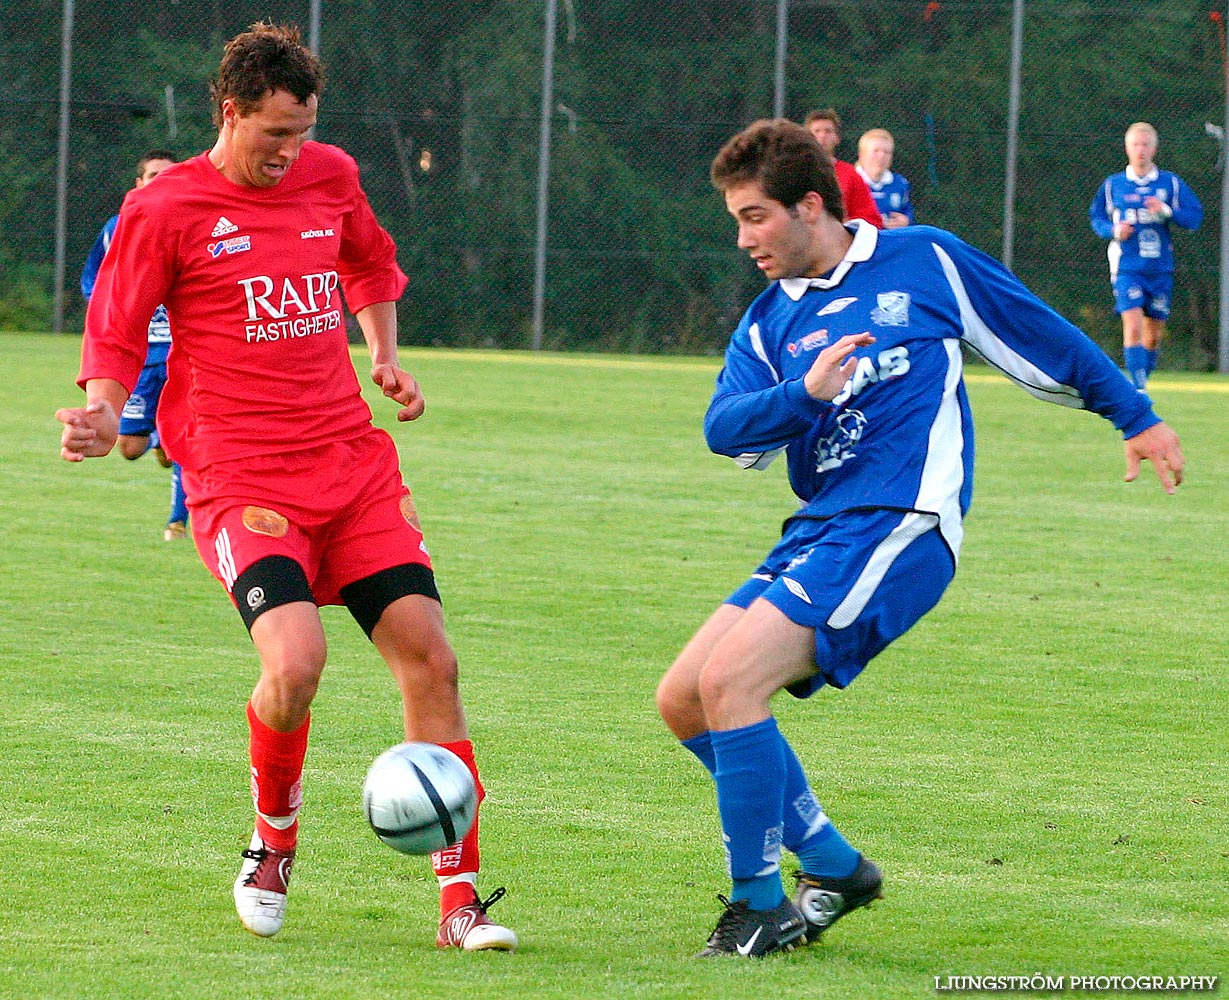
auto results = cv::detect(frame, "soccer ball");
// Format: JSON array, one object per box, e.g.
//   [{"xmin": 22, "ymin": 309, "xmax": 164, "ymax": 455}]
[{"xmin": 362, "ymin": 742, "xmax": 477, "ymax": 855}]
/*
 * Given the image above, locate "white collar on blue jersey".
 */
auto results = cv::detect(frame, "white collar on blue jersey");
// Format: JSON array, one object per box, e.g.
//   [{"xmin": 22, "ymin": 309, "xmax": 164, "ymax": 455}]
[
  {"xmin": 1126, "ymin": 165, "xmax": 1160, "ymax": 183},
  {"xmin": 778, "ymin": 219, "xmax": 880, "ymax": 300},
  {"xmin": 854, "ymin": 163, "xmax": 894, "ymax": 188}
]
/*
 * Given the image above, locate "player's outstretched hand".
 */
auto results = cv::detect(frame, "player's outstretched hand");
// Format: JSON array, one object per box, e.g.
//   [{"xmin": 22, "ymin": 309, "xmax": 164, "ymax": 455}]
[
  {"xmin": 55, "ymin": 399, "xmax": 118, "ymax": 461},
  {"xmin": 803, "ymin": 332, "xmax": 876, "ymax": 401},
  {"xmin": 1124, "ymin": 421, "xmax": 1183, "ymax": 494},
  {"xmin": 371, "ymin": 363, "xmax": 425, "ymax": 422}
]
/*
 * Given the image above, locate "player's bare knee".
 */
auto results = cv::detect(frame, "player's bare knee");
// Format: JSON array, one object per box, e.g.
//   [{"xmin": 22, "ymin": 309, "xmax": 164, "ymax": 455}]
[
  {"xmin": 251, "ymin": 617, "xmax": 326, "ymax": 705},
  {"xmin": 656, "ymin": 670, "xmax": 701, "ymax": 733},
  {"xmin": 117, "ymin": 436, "xmax": 148, "ymax": 460},
  {"xmin": 697, "ymin": 659, "xmax": 732, "ymax": 712},
  {"xmin": 696, "ymin": 656, "xmax": 770, "ymax": 723},
  {"xmin": 654, "ymin": 673, "xmax": 677, "ymax": 721},
  {"xmin": 257, "ymin": 661, "xmax": 323, "ymax": 720},
  {"xmin": 393, "ymin": 641, "xmax": 459, "ymax": 698}
]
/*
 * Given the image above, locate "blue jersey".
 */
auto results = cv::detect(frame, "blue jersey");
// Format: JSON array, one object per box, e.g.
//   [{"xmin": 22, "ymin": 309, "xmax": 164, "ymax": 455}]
[
  {"xmin": 81, "ymin": 214, "xmax": 171, "ymax": 366},
  {"xmin": 705, "ymin": 222, "xmax": 1159, "ymax": 561},
  {"xmin": 1089, "ymin": 167, "xmax": 1201, "ymax": 277},
  {"xmin": 856, "ymin": 166, "xmax": 913, "ymax": 223}
]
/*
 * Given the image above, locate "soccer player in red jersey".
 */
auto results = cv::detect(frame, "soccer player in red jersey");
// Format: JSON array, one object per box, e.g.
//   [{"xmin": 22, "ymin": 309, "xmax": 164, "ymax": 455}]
[
  {"xmin": 803, "ymin": 109, "xmax": 884, "ymax": 229},
  {"xmin": 56, "ymin": 22, "xmax": 516, "ymax": 951}
]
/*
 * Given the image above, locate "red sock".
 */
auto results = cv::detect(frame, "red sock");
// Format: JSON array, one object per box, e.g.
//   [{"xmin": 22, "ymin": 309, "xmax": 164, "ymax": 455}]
[
  {"xmin": 247, "ymin": 702, "xmax": 309, "ymax": 853},
  {"xmin": 432, "ymin": 739, "xmax": 485, "ymax": 915}
]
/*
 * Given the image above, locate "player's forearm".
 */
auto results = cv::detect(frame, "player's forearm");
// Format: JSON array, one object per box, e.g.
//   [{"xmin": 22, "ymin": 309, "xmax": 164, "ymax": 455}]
[
  {"xmin": 356, "ymin": 301, "xmax": 399, "ymax": 367},
  {"xmin": 79, "ymin": 377, "xmax": 128, "ymax": 452},
  {"xmin": 1089, "ymin": 210, "xmax": 1114, "ymax": 239},
  {"xmin": 1172, "ymin": 201, "xmax": 1203, "ymax": 230},
  {"xmin": 704, "ymin": 379, "xmax": 825, "ymax": 457},
  {"xmin": 85, "ymin": 377, "xmax": 129, "ymax": 415}
]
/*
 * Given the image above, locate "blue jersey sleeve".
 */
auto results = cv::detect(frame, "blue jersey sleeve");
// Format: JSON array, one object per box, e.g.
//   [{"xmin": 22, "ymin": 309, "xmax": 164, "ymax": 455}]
[
  {"xmin": 704, "ymin": 305, "xmax": 833, "ymax": 466},
  {"xmin": 80, "ymin": 216, "xmax": 117, "ymax": 301},
  {"xmin": 1089, "ymin": 180, "xmax": 1115, "ymax": 241},
  {"xmin": 1167, "ymin": 173, "xmax": 1203, "ymax": 231},
  {"xmin": 929, "ymin": 230, "xmax": 1159, "ymax": 439},
  {"xmin": 900, "ymin": 177, "xmax": 915, "ymax": 224}
]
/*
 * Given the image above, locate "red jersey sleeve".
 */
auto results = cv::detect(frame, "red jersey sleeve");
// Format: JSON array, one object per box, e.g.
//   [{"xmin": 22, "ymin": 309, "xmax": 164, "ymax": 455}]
[
  {"xmin": 335, "ymin": 157, "xmax": 408, "ymax": 314},
  {"xmin": 835, "ymin": 160, "xmax": 884, "ymax": 229}
]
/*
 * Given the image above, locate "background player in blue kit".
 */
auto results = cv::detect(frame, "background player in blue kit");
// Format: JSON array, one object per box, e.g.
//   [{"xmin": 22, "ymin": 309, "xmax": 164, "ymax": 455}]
[
  {"xmin": 655, "ymin": 118, "xmax": 1185, "ymax": 958},
  {"xmin": 1089, "ymin": 122, "xmax": 1202, "ymax": 390},
  {"xmin": 856, "ymin": 128, "xmax": 913, "ymax": 228},
  {"xmin": 81, "ymin": 149, "xmax": 190, "ymax": 540}
]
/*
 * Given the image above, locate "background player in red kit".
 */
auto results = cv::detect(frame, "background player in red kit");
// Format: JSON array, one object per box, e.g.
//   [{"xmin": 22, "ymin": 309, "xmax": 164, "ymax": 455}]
[{"xmin": 55, "ymin": 22, "xmax": 517, "ymax": 951}]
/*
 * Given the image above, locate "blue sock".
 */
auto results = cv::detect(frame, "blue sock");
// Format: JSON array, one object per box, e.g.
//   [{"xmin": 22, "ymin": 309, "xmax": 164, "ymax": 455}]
[
  {"xmin": 781, "ymin": 740, "xmax": 859, "ymax": 878},
  {"xmin": 681, "ymin": 731, "xmax": 716, "ymax": 776},
  {"xmin": 711, "ymin": 718, "xmax": 787, "ymax": 911},
  {"xmin": 168, "ymin": 462, "xmax": 188, "ymax": 525},
  {"xmin": 1144, "ymin": 347, "xmax": 1158, "ymax": 378},
  {"xmin": 1123, "ymin": 345, "xmax": 1148, "ymax": 389}
]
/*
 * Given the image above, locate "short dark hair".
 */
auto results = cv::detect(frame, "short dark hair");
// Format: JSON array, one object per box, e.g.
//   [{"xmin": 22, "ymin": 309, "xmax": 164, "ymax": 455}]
[
  {"xmin": 803, "ymin": 107, "xmax": 842, "ymax": 133},
  {"xmin": 209, "ymin": 21, "xmax": 324, "ymax": 127},
  {"xmin": 136, "ymin": 148, "xmax": 176, "ymax": 178},
  {"xmin": 710, "ymin": 118, "xmax": 845, "ymax": 221}
]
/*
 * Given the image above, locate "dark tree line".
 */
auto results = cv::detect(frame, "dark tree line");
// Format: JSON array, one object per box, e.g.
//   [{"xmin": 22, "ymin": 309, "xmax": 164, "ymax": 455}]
[{"xmin": 1, "ymin": 0, "xmax": 1223, "ymax": 365}]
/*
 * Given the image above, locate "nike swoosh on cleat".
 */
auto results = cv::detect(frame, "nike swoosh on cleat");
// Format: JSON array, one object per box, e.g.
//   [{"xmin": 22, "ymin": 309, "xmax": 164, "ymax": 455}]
[{"xmin": 736, "ymin": 926, "xmax": 763, "ymax": 956}]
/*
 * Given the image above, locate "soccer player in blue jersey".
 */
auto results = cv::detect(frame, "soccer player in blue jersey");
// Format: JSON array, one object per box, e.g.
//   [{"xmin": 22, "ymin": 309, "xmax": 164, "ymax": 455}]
[
  {"xmin": 81, "ymin": 149, "xmax": 190, "ymax": 540},
  {"xmin": 656, "ymin": 119, "xmax": 1184, "ymax": 958},
  {"xmin": 1089, "ymin": 122, "xmax": 1202, "ymax": 390},
  {"xmin": 856, "ymin": 128, "xmax": 913, "ymax": 228}
]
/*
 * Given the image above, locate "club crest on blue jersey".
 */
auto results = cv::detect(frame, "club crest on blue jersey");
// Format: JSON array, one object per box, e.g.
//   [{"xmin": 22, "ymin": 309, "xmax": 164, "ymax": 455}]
[
  {"xmin": 816, "ymin": 408, "xmax": 867, "ymax": 472},
  {"xmin": 871, "ymin": 291, "xmax": 910, "ymax": 327},
  {"xmin": 121, "ymin": 392, "xmax": 148, "ymax": 420}
]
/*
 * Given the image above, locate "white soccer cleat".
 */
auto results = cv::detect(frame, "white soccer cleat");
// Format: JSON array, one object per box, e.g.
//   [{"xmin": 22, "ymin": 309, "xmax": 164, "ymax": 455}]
[
  {"xmin": 436, "ymin": 887, "xmax": 518, "ymax": 952},
  {"xmin": 233, "ymin": 830, "xmax": 295, "ymax": 937}
]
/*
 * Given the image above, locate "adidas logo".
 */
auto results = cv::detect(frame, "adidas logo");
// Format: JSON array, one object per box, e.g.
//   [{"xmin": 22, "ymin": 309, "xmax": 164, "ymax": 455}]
[{"xmin": 211, "ymin": 216, "xmax": 239, "ymax": 237}]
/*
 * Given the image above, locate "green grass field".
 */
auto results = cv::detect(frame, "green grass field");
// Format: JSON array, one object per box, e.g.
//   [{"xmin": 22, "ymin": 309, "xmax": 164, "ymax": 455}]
[{"xmin": 1, "ymin": 332, "xmax": 1226, "ymax": 999}]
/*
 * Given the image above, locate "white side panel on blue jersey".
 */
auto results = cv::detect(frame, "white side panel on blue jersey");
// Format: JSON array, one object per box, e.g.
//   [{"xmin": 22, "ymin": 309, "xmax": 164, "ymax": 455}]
[
  {"xmin": 734, "ymin": 448, "xmax": 785, "ymax": 470},
  {"xmin": 913, "ymin": 338, "xmax": 967, "ymax": 559},
  {"xmin": 734, "ymin": 321, "xmax": 785, "ymax": 470},
  {"xmin": 747, "ymin": 322, "xmax": 780, "ymax": 382},
  {"xmin": 931, "ymin": 242, "xmax": 1085, "ymax": 410}
]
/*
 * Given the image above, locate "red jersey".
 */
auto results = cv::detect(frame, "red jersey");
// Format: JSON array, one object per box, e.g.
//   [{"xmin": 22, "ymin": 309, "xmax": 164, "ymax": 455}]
[
  {"xmin": 834, "ymin": 159, "xmax": 883, "ymax": 228},
  {"xmin": 80, "ymin": 143, "xmax": 408, "ymax": 472}
]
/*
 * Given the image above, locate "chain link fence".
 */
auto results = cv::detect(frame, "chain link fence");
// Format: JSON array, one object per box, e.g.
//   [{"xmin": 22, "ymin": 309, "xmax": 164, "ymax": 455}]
[{"xmin": 2, "ymin": 0, "xmax": 1224, "ymax": 366}]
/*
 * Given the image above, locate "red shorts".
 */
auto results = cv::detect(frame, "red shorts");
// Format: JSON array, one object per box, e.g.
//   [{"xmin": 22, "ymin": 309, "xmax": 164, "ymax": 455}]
[{"xmin": 183, "ymin": 428, "xmax": 433, "ymax": 608}]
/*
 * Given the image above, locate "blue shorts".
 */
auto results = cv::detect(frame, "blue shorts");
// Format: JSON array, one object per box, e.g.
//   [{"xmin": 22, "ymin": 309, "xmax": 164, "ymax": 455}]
[
  {"xmin": 726, "ymin": 508, "xmax": 955, "ymax": 695},
  {"xmin": 118, "ymin": 362, "xmax": 168, "ymax": 437},
  {"xmin": 1113, "ymin": 272, "xmax": 1172, "ymax": 320}
]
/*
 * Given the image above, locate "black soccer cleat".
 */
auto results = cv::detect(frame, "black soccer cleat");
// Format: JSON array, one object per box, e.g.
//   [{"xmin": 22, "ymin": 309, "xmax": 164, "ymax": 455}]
[
  {"xmin": 697, "ymin": 895, "xmax": 807, "ymax": 958},
  {"xmin": 792, "ymin": 854, "xmax": 883, "ymax": 943}
]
